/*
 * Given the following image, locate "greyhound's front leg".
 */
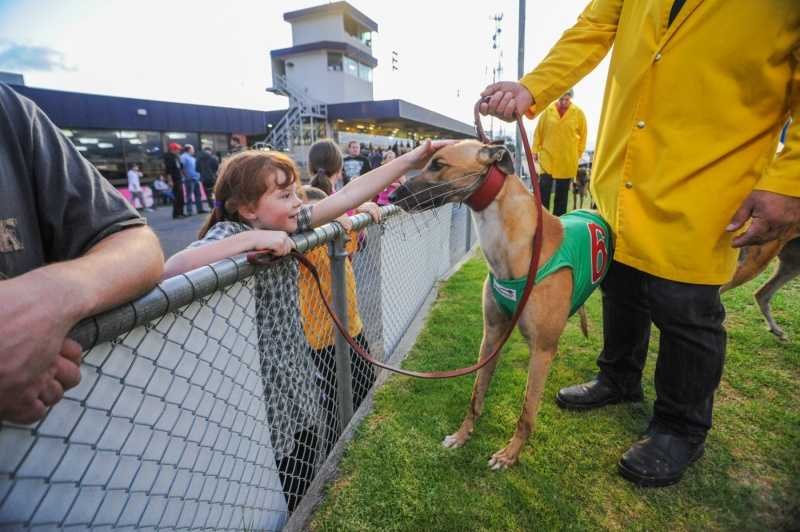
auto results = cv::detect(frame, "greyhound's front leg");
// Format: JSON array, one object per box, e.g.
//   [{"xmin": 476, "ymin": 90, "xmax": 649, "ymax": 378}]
[
  {"xmin": 488, "ymin": 345, "xmax": 556, "ymax": 469},
  {"xmin": 443, "ymin": 279, "xmax": 508, "ymax": 449},
  {"xmin": 489, "ymin": 278, "xmax": 570, "ymax": 470}
]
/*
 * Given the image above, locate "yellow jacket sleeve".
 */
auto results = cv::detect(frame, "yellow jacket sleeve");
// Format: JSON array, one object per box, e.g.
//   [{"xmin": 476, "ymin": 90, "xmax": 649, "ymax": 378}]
[
  {"xmin": 577, "ymin": 108, "xmax": 588, "ymax": 160},
  {"xmin": 757, "ymin": 54, "xmax": 800, "ymax": 197},
  {"xmin": 519, "ymin": 0, "xmax": 621, "ymax": 118},
  {"xmin": 533, "ymin": 114, "xmax": 546, "ymax": 154}
]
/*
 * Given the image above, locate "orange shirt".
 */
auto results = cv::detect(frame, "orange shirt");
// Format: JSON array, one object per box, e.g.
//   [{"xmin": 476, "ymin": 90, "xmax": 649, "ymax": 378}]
[{"xmin": 299, "ymin": 231, "xmax": 364, "ymax": 350}]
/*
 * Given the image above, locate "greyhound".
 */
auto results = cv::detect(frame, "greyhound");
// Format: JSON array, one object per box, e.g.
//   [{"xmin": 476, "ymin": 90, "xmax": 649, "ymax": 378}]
[
  {"xmin": 721, "ymin": 233, "xmax": 800, "ymax": 340},
  {"xmin": 572, "ymin": 164, "xmax": 590, "ymax": 210},
  {"xmin": 390, "ymin": 139, "xmax": 611, "ymax": 469}
]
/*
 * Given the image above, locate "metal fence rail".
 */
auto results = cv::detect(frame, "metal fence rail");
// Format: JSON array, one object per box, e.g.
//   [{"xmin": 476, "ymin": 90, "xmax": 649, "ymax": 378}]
[{"xmin": 0, "ymin": 204, "xmax": 476, "ymax": 530}]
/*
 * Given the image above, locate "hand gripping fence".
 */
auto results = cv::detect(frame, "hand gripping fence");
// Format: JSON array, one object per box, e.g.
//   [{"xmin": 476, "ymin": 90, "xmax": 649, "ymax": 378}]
[{"xmin": 0, "ymin": 203, "xmax": 476, "ymax": 530}]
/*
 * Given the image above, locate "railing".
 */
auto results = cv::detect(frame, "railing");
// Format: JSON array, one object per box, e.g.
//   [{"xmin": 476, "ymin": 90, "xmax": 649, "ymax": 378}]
[
  {"xmin": 266, "ymin": 74, "xmax": 328, "ymax": 151},
  {"xmin": 0, "ymin": 204, "xmax": 477, "ymax": 530}
]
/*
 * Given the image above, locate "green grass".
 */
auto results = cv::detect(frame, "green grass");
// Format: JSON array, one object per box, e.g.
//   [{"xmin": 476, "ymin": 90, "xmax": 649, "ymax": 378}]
[{"xmin": 310, "ymin": 251, "xmax": 800, "ymax": 531}]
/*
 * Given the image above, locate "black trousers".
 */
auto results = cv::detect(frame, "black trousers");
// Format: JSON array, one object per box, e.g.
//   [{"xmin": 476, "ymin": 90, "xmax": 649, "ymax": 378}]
[
  {"xmin": 277, "ymin": 429, "xmax": 318, "ymax": 512},
  {"xmin": 171, "ymin": 179, "xmax": 185, "ymax": 218},
  {"xmin": 596, "ymin": 261, "xmax": 726, "ymax": 442},
  {"xmin": 539, "ymin": 173, "xmax": 571, "ymax": 216}
]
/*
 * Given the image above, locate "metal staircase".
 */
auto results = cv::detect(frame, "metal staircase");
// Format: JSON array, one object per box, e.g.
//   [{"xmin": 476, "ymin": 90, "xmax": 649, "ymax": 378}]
[{"xmin": 265, "ymin": 74, "xmax": 327, "ymax": 152}]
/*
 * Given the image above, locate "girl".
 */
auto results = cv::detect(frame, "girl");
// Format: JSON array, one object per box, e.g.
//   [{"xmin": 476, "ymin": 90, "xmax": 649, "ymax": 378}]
[
  {"xmin": 308, "ymin": 139, "xmax": 342, "ymax": 196},
  {"xmin": 163, "ymin": 140, "xmax": 451, "ymax": 510},
  {"xmin": 297, "ymin": 185, "xmax": 377, "ymax": 454},
  {"xmin": 375, "ymin": 150, "xmax": 407, "ymax": 206}
]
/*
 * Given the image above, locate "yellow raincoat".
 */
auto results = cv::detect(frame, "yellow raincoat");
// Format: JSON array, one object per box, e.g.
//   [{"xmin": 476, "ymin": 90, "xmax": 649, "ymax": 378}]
[
  {"xmin": 533, "ymin": 102, "xmax": 588, "ymax": 179},
  {"xmin": 519, "ymin": 0, "xmax": 800, "ymax": 284}
]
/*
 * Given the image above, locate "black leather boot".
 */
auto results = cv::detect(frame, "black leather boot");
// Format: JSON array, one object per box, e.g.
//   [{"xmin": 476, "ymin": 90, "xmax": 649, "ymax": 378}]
[
  {"xmin": 555, "ymin": 379, "xmax": 643, "ymax": 411},
  {"xmin": 618, "ymin": 431, "xmax": 705, "ymax": 487}
]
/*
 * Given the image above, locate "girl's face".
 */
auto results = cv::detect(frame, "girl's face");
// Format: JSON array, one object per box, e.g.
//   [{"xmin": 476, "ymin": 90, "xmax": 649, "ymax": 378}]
[{"xmin": 242, "ymin": 170, "xmax": 303, "ymax": 232}]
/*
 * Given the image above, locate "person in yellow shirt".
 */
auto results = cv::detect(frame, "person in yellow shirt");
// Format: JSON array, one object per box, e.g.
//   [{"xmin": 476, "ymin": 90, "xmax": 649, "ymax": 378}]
[
  {"xmin": 480, "ymin": 0, "xmax": 800, "ymax": 487},
  {"xmin": 532, "ymin": 88, "xmax": 588, "ymax": 216},
  {"xmin": 297, "ymin": 185, "xmax": 377, "ymax": 454}
]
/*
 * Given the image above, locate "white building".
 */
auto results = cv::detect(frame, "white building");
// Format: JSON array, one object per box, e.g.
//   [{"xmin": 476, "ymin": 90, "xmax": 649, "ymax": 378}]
[
  {"xmin": 270, "ymin": 2, "xmax": 377, "ymax": 104},
  {"xmin": 264, "ymin": 1, "xmax": 473, "ymax": 165}
]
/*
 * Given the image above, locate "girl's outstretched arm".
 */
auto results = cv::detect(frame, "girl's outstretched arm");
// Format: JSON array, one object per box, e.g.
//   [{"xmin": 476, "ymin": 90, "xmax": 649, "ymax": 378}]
[
  {"xmin": 162, "ymin": 230, "xmax": 294, "ymax": 279},
  {"xmin": 310, "ymin": 139, "xmax": 456, "ymax": 226}
]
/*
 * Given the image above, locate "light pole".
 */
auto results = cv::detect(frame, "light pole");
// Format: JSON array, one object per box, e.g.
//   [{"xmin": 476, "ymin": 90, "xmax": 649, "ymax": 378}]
[{"xmin": 516, "ymin": 0, "xmax": 526, "ymax": 177}]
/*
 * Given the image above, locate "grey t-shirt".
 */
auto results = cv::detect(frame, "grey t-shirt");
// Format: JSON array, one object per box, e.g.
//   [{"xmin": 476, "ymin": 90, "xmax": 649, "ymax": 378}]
[{"xmin": 0, "ymin": 84, "xmax": 144, "ymax": 280}]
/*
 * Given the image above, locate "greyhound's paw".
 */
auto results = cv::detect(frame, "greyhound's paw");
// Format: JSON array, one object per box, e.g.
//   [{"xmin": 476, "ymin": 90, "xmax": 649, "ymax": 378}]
[
  {"xmin": 488, "ymin": 447, "xmax": 519, "ymax": 470},
  {"xmin": 770, "ymin": 327, "xmax": 788, "ymax": 341},
  {"xmin": 442, "ymin": 432, "xmax": 469, "ymax": 449}
]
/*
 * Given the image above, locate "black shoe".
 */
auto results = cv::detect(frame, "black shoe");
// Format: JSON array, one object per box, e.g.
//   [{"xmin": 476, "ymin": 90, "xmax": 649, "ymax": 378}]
[
  {"xmin": 198, "ymin": 209, "xmax": 210, "ymax": 214},
  {"xmin": 555, "ymin": 379, "xmax": 643, "ymax": 411},
  {"xmin": 173, "ymin": 214, "xmax": 185, "ymax": 219},
  {"xmin": 618, "ymin": 432, "xmax": 705, "ymax": 487}
]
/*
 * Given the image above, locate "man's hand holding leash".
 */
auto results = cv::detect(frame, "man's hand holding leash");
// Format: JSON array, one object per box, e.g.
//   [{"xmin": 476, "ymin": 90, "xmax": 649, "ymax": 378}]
[{"xmin": 479, "ymin": 82, "xmax": 535, "ymax": 121}]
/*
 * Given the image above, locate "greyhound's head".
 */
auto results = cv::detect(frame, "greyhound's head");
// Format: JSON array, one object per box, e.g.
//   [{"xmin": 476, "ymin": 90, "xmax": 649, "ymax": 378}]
[{"xmin": 389, "ymin": 140, "xmax": 514, "ymax": 212}]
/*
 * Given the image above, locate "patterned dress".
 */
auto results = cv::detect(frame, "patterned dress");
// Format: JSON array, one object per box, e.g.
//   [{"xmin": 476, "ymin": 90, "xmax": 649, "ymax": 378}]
[{"xmin": 188, "ymin": 207, "xmax": 321, "ymax": 461}]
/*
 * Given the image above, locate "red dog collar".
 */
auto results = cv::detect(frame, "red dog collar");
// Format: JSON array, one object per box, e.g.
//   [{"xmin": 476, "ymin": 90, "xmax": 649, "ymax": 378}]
[{"xmin": 465, "ymin": 164, "xmax": 507, "ymax": 211}]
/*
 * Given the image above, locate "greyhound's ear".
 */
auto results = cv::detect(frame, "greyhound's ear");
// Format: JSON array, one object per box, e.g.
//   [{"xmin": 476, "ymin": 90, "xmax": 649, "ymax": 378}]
[{"xmin": 478, "ymin": 145, "xmax": 515, "ymax": 175}]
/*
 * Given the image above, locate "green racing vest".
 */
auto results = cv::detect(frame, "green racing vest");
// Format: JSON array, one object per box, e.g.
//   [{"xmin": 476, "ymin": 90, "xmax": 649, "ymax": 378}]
[{"xmin": 489, "ymin": 210, "xmax": 613, "ymax": 317}]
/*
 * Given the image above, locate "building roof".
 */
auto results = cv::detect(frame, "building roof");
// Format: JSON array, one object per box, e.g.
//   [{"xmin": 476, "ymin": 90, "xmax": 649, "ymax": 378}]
[
  {"xmin": 270, "ymin": 41, "xmax": 378, "ymax": 68},
  {"xmin": 8, "ymin": 84, "xmax": 475, "ymax": 139},
  {"xmin": 262, "ymin": 99, "xmax": 475, "ymax": 138},
  {"xmin": 284, "ymin": 1, "xmax": 378, "ymax": 32},
  {"xmin": 9, "ymin": 85, "xmax": 270, "ymax": 134}
]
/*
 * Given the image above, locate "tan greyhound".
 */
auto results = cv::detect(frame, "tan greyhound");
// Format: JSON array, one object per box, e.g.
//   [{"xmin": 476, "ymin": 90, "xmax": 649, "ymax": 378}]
[
  {"xmin": 390, "ymin": 139, "xmax": 611, "ymax": 469},
  {"xmin": 720, "ymin": 227, "xmax": 800, "ymax": 340}
]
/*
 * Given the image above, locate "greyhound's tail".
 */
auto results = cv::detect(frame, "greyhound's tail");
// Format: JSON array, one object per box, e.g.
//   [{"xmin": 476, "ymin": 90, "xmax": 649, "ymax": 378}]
[{"xmin": 578, "ymin": 306, "xmax": 589, "ymax": 339}]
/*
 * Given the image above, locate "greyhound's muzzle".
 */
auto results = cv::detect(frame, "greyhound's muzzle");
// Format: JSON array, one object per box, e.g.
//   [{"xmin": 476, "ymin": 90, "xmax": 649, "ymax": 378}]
[{"xmin": 389, "ymin": 180, "xmax": 461, "ymax": 212}]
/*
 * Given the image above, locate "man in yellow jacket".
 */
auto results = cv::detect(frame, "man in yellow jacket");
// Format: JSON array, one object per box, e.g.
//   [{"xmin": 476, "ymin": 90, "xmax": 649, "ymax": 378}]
[
  {"xmin": 481, "ymin": 0, "xmax": 800, "ymax": 487},
  {"xmin": 533, "ymin": 88, "xmax": 588, "ymax": 216}
]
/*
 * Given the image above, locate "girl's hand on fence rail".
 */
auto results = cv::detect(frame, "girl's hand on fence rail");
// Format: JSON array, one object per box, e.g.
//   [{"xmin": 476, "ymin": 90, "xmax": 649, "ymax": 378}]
[
  {"xmin": 335, "ymin": 213, "xmax": 354, "ymax": 232},
  {"xmin": 250, "ymin": 230, "xmax": 295, "ymax": 256},
  {"xmin": 356, "ymin": 201, "xmax": 382, "ymax": 223}
]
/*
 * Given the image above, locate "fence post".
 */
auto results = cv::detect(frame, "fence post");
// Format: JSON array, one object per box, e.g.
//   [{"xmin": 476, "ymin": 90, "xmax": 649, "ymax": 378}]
[
  {"xmin": 465, "ymin": 208, "xmax": 472, "ymax": 253},
  {"xmin": 328, "ymin": 234, "xmax": 354, "ymax": 427}
]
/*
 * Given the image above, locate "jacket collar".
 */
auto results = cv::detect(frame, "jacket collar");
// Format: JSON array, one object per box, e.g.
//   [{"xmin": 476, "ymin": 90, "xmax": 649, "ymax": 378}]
[{"xmin": 659, "ymin": 0, "xmax": 704, "ymax": 50}]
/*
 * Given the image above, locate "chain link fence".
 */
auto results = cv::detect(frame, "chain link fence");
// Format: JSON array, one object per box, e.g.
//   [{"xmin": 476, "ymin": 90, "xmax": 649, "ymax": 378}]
[{"xmin": 0, "ymin": 204, "xmax": 476, "ymax": 530}]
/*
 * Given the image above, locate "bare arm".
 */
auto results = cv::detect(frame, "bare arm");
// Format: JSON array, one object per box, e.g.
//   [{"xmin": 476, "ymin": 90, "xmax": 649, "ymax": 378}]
[
  {"xmin": 163, "ymin": 229, "xmax": 293, "ymax": 279},
  {"xmin": 310, "ymin": 140, "xmax": 456, "ymax": 226},
  {"xmin": 0, "ymin": 225, "xmax": 164, "ymax": 423}
]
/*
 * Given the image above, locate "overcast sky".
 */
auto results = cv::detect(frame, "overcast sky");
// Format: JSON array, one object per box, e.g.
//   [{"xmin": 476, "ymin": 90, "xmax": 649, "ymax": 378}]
[{"xmin": 0, "ymin": 0, "xmax": 608, "ymax": 146}]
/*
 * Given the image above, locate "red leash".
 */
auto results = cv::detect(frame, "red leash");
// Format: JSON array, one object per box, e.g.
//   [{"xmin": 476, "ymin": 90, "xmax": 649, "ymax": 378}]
[{"xmin": 248, "ymin": 98, "xmax": 544, "ymax": 379}]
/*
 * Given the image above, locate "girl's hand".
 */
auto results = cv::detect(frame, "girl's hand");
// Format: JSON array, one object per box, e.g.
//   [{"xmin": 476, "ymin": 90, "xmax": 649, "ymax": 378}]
[
  {"xmin": 334, "ymin": 213, "xmax": 353, "ymax": 232},
  {"xmin": 356, "ymin": 201, "xmax": 382, "ymax": 223},
  {"xmin": 251, "ymin": 230, "xmax": 295, "ymax": 256},
  {"xmin": 401, "ymin": 139, "xmax": 458, "ymax": 170}
]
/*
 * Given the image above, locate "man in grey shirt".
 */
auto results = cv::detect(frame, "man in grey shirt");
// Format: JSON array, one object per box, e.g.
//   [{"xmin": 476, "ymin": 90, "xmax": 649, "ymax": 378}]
[{"xmin": 0, "ymin": 84, "xmax": 164, "ymax": 424}]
